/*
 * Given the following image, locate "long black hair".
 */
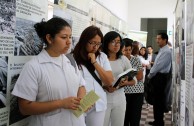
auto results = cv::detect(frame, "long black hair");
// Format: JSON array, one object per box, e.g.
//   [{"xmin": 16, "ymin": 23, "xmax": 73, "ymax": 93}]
[
  {"xmin": 102, "ymin": 31, "xmax": 123, "ymax": 59},
  {"xmin": 34, "ymin": 17, "xmax": 71, "ymax": 46},
  {"xmin": 73, "ymin": 25, "xmax": 103, "ymax": 71}
]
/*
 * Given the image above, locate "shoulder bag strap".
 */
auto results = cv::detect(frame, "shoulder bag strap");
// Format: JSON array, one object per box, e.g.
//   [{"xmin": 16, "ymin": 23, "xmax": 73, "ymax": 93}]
[
  {"xmin": 85, "ymin": 66, "xmax": 102, "ymax": 86},
  {"xmin": 66, "ymin": 53, "xmax": 78, "ymax": 72}
]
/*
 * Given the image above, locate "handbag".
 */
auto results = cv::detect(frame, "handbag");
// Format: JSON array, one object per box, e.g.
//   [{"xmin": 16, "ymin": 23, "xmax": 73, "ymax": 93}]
[{"xmin": 144, "ymin": 76, "xmax": 154, "ymax": 105}]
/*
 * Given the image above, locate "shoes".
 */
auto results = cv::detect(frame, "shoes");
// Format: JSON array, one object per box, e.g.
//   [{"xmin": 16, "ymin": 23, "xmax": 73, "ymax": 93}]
[
  {"xmin": 164, "ymin": 106, "xmax": 172, "ymax": 113},
  {"xmin": 146, "ymin": 104, "xmax": 150, "ymax": 109},
  {"xmin": 148, "ymin": 121, "xmax": 164, "ymax": 126},
  {"xmin": 148, "ymin": 121, "xmax": 155, "ymax": 125}
]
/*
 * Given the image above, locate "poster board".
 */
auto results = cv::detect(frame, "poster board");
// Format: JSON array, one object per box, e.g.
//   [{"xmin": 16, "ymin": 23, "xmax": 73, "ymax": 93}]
[{"xmin": 127, "ymin": 30, "xmax": 148, "ymax": 47}]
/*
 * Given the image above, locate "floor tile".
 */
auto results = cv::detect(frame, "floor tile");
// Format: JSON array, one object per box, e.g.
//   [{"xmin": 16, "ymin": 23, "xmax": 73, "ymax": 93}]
[{"xmin": 140, "ymin": 104, "xmax": 172, "ymax": 125}]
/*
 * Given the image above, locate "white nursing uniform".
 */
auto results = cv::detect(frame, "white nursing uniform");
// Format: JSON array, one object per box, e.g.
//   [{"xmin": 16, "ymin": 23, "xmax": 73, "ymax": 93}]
[
  {"xmin": 81, "ymin": 52, "xmax": 112, "ymax": 126},
  {"xmin": 12, "ymin": 49, "xmax": 86, "ymax": 126}
]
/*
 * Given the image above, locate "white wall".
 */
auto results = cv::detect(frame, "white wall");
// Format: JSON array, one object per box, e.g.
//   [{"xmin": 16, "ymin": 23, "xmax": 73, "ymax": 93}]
[
  {"xmin": 96, "ymin": 0, "xmax": 177, "ymax": 42},
  {"xmin": 94, "ymin": 0, "xmax": 129, "ymax": 22},
  {"xmin": 127, "ymin": 0, "xmax": 177, "ymax": 41}
]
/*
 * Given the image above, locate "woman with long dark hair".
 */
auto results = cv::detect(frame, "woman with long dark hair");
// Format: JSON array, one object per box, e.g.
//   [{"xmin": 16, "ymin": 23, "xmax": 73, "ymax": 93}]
[
  {"xmin": 101, "ymin": 31, "xmax": 136, "ymax": 126},
  {"xmin": 73, "ymin": 26, "xmax": 114, "ymax": 126}
]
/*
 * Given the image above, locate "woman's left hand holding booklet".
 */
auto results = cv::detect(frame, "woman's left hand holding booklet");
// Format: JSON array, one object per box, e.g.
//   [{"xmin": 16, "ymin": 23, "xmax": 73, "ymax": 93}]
[{"xmin": 72, "ymin": 90, "xmax": 100, "ymax": 118}]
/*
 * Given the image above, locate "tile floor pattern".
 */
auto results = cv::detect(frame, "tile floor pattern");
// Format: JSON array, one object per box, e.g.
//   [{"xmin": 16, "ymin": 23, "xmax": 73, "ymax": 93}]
[{"xmin": 140, "ymin": 104, "xmax": 172, "ymax": 126}]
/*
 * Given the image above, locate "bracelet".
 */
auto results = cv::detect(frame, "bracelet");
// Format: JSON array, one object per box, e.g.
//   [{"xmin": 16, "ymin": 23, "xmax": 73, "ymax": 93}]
[{"xmin": 92, "ymin": 61, "xmax": 97, "ymax": 65}]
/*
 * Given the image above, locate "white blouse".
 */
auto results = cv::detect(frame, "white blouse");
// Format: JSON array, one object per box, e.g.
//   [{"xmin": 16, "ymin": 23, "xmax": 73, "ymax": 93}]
[{"xmin": 80, "ymin": 52, "xmax": 112, "ymax": 112}]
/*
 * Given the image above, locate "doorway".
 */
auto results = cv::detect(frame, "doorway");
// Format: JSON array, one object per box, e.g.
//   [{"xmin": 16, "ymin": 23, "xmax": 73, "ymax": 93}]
[{"xmin": 141, "ymin": 18, "xmax": 167, "ymax": 52}]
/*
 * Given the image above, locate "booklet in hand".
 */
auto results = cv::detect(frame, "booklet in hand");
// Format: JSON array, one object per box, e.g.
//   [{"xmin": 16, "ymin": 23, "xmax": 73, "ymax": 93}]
[
  {"xmin": 72, "ymin": 90, "xmax": 100, "ymax": 118},
  {"xmin": 113, "ymin": 68, "xmax": 137, "ymax": 89}
]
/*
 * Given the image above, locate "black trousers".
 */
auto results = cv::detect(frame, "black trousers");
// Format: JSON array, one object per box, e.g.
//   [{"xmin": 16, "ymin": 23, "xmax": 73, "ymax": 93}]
[
  {"xmin": 151, "ymin": 73, "xmax": 169, "ymax": 126},
  {"xmin": 124, "ymin": 93, "xmax": 144, "ymax": 126}
]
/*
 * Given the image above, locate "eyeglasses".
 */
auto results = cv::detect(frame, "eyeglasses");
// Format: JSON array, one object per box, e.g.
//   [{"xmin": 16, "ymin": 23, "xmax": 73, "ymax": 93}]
[
  {"xmin": 88, "ymin": 41, "xmax": 102, "ymax": 47},
  {"xmin": 111, "ymin": 40, "xmax": 121, "ymax": 46}
]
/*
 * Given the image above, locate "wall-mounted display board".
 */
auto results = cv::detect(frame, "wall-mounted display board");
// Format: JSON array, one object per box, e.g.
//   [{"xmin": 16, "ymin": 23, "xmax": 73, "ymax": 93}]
[
  {"xmin": 127, "ymin": 30, "xmax": 148, "ymax": 47},
  {"xmin": 185, "ymin": 0, "xmax": 194, "ymax": 125},
  {"xmin": 89, "ymin": 1, "xmax": 111, "ymax": 35},
  {"xmin": 173, "ymin": 0, "xmax": 185, "ymax": 125},
  {"xmin": 110, "ymin": 15, "xmax": 120, "ymax": 32},
  {"xmin": 53, "ymin": 0, "xmax": 91, "ymax": 51},
  {"xmin": 0, "ymin": 0, "xmax": 130, "ymax": 125},
  {"xmin": 0, "ymin": 0, "xmax": 48, "ymax": 126},
  {"xmin": 173, "ymin": 0, "xmax": 194, "ymax": 125},
  {"xmin": 119, "ymin": 21, "xmax": 128, "ymax": 38},
  {"xmin": 90, "ymin": 0, "xmax": 128, "ymax": 36}
]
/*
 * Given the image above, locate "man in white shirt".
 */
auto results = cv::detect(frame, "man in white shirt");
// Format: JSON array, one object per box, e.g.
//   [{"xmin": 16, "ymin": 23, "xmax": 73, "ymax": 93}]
[{"xmin": 146, "ymin": 46, "xmax": 156, "ymax": 75}]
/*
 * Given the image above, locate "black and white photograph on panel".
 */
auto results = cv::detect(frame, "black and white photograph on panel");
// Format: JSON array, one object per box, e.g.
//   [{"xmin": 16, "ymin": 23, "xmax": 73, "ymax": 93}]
[
  {"xmin": 71, "ymin": 36, "xmax": 79, "ymax": 51},
  {"xmin": 9, "ymin": 73, "xmax": 28, "ymax": 125},
  {"xmin": 54, "ymin": 0, "xmax": 59, "ymax": 4},
  {"xmin": 185, "ymin": 107, "xmax": 189, "ymax": 126},
  {"xmin": 0, "ymin": 56, "xmax": 8, "ymax": 108},
  {"xmin": 14, "ymin": 17, "xmax": 43, "ymax": 56},
  {"xmin": 0, "ymin": 124, "xmax": 6, "ymax": 126},
  {"xmin": 53, "ymin": 15, "xmax": 73, "ymax": 27},
  {"xmin": 180, "ymin": 42, "xmax": 185, "ymax": 80},
  {"xmin": 0, "ymin": 0, "xmax": 16, "ymax": 35},
  {"xmin": 54, "ymin": 0, "xmax": 65, "ymax": 5}
]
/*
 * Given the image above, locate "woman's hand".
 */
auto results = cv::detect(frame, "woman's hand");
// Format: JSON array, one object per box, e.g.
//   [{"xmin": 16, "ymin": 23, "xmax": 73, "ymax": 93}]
[
  {"xmin": 103, "ymin": 85, "xmax": 116, "ymax": 93},
  {"xmin": 88, "ymin": 53, "xmax": 96, "ymax": 64},
  {"xmin": 85, "ymin": 104, "xmax": 94, "ymax": 112},
  {"xmin": 62, "ymin": 97, "xmax": 81, "ymax": 110},
  {"xmin": 142, "ymin": 63, "xmax": 147, "ymax": 67},
  {"xmin": 119, "ymin": 77, "xmax": 128, "ymax": 87},
  {"xmin": 88, "ymin": 53, "xmax": 114, "ymax": 86},
  {"xmin": 119, "ymin": 76, "xmax": 135, "ymax": 87}
]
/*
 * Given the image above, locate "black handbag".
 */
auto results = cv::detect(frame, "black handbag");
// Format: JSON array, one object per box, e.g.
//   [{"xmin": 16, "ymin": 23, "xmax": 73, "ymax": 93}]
[{"xmin": 144, "ymin": 76, "xmax": 154, "ymax": 105}]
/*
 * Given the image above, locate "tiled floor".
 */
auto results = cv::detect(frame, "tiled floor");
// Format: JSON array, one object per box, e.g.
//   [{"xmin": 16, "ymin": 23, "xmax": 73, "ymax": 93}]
[{"xmin": 140, "ymin": 104, "xmax": 172, "ymax": 126}]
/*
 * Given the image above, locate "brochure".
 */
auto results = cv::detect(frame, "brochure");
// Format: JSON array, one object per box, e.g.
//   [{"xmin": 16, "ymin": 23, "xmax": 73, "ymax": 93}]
[{"xmin": 72, "ymin": 90, "xmax": 100, "ymax": 118}]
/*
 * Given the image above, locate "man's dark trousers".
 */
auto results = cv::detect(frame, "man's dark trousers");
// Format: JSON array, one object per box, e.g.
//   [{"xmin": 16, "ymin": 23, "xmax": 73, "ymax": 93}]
[{"xmin": 151, "ymin": 73, "xmax": 169, "ymax": 126}]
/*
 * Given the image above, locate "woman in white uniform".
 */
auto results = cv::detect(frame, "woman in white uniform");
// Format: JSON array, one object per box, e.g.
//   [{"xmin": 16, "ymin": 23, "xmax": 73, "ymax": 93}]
[
  {"xmin": 101, "ymin": 31, "xmax": 136, "ymax": 126},
  {"xmin": 12, "ymin": 17, "xmax": 86, "ymax": 126},
  {"xmin": 139, "ymin": 47, "xmax": 149, "ymax": 82},
  {"xmin": 73, "ymin": 26, "xmax": 114, "ymax": 126}
]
